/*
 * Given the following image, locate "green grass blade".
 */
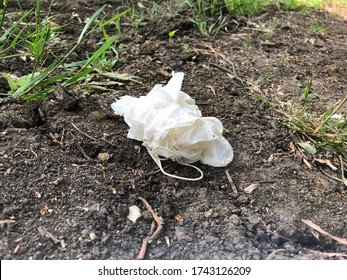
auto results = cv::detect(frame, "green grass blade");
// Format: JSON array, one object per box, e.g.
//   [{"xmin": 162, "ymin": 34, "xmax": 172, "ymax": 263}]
[
  {"xmin": 65, "ymin": 35, "xmax": 118, "ymax": 85},
  {"xmin": 0, "ymin": 0, "xmax": 8, "ymax": 31},
  {"xmin": 12, "ymin": 60, "xmax": 59, "ymax": 97},
  {"xmin": 0, "ymin": 9, "xmax": 33, "ymax": 45},
  {"xmin": 38, "ymin": 71, "xmax": 71, "ymax": 86},
  {"xmin": 98, "ymin": 9, "xmax": 129, "ymax": 28},
  {"xmin": 77, "ymin": 4, "xmax": 106, "ymax": 45},
  {"xmin": 63, "ymin": 67, "xmax": 95, "ymax": 86},
  {"xmin": 35, "ymin": 0, "xmax": 41, "ymax": 30}
]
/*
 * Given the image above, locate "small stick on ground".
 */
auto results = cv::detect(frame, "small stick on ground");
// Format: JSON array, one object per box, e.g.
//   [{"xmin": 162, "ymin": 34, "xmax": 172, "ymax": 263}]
[
  {"xmin": 71, "ymin": 122, "xmax": 98, "ymax": 142},
  {"xmin": 302, "ymin": 219, "xmax": 347, "ymax": 246},
  {"xmin": 137, "ymin": 197, "xmax": 164, "ymax": 259},
  {"xmin": 225, "ymin": 170, "xmax": 238, "ymax": 194},
  {"xmin": 76, "ymin": 141, "xmax": 91, "ymax": 161}
]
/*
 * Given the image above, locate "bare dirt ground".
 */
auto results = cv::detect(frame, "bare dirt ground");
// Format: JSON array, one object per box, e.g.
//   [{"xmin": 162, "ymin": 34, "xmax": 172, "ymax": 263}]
[{"xmin": 0, "ymin": 0, "xmax": 346, "ymax": 260}]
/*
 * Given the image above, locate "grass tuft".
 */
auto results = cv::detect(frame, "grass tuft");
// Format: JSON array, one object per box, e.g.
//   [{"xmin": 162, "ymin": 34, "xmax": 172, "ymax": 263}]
[{"xmin": 0, "ymin": 3, "xmax": 132, "ymax": 100}]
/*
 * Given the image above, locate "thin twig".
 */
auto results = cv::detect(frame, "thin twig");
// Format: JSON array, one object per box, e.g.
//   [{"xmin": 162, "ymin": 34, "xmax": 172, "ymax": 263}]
[
  {"xmin": 319, "ymin": 168, "xmax": 344, "ymax": 183},
  {"xmin": 71, "ymin": 122, "xmax": 98, "ymax": 142},
  {"xmin": 267, "ymin": 249, "xmax": 286, "ymax": 260},
  {"xmin": 0, "ymin": 220, "xmax": 15, "ymax": 225},
  {"xmin": 138, "ymin": 197, "xmax": 164, "ymax": 227},
  {"xmin": 76, "ymin": 141, "xmax": 91, "ymax": 161},
  {"xmin": 137, "ymin": 197, "xmax": 164, "ymax": 259},
  {"xmin": 137, "ymin": 237, "xmax": 150, "ymax": 260}
]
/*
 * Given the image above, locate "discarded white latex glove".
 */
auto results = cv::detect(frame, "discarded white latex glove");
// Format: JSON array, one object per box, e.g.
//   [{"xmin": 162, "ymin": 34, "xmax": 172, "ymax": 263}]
[{"xmin": 111, "ymin": 72, "xmax": 233, "ymax": 180}]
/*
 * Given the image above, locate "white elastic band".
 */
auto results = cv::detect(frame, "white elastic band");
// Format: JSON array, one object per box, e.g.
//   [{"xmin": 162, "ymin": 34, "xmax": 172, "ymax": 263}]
[{"xmin": 145, "ymin": 146, "xmax": 204, "ymax": 181}]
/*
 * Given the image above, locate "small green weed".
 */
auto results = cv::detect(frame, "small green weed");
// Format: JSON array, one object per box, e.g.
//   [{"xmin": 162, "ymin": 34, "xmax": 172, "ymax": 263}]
[
  {"xmin": 271, "ymin": 79, "xmax": 347, "ymax": 162},
  {"xmin": 146, "ymin": 55, "xmax": 153, "ymax": 63},
  {"xmin": 184, "ymin": 0, "xmax": 228, "ymax": 37},
  {"xmin": 243, "ymin": 36, "xmax": 253, "ymax": 50},
  {"xmin": 0, "ymin": 3, "xmax": 132, "ymax": 100},
  {"xmin": 182, "ymin": 43, "xmax": 190, "ymax": 53},
  {"xmin": 169, "ymin": 29, "xmax": 179, "ymax": 38},
  {"xmin": 308, "ymin": 24, "xmax": 329, "ymax": 34},
  {"xmin": 278, "ymin": 51, "xmax": 289, "ymax": 62}
]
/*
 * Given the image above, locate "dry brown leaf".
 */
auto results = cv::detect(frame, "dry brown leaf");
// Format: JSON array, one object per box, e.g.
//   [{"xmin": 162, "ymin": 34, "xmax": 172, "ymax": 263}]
[
  {"xmin": 289, "ymin": 141, "xmax": 296, "ymax": 153},
  {"xmin": 98, "ymin": 152, "xmax": 112, "ymax": 162},
  {"xmin": 302, "ymin": 219, "xmax": 347, "ymax": 246},
  {"xmin": 244, "ymin": 183, "xmax": 258, "ymax": 194}
]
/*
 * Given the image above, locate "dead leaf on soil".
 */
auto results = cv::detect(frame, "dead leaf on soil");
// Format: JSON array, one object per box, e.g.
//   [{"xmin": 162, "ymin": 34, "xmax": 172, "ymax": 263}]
[
  {"xmin": 289, "ymin": 141, "xmax": 296, "ymax": 153},
  {"xmin": 244, "ymin": 183, "xmax": 258, "ymax": 194},
  {"xmin": 54, "ymin": 83, "xmax": 78, "ymax": 110},
  {"xmin": 97, "ymin": 152, "xmax": 112, "ymax": 162},
  {"xmin": 302, "ymin": 219, "xmax": 347, "ymax": 246}
]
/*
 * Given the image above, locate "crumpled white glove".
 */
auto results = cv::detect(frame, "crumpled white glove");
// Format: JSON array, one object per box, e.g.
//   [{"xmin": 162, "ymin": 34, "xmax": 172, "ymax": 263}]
[{"xmin": 111, "ymin": 72, "xmax": 233, "ymax": 180}]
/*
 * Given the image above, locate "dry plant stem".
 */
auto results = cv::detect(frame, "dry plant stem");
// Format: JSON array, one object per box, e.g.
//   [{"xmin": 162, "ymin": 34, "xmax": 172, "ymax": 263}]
[
  {"xmin": 76, "ymin": 141, "xmax": 91, "ymax": 161},
  {"xmin": 266, "ymin": 249, "xmax": 286, "ymax": 260},
  {"xmin": 71, "ymin": 122, "xmax": 98, "ymax": 142},
  {"xmin": 0, "ymin": 220, "xmax": 15, "ymax": 225},
  {"xmin": 138, "ymin": 197, "xmax": 164, "ymax": 229},
  {"xmin": 225, "ymin": 170, "xmax": 238, "ymax": 194},
  {"xmin": 137, "ymin": 221, "xmax": 156, "ymax": 259},
  {"xmin": 319, "ymin": 168, "xmax": 345, "ymax": 183},
  {"xmin": 137, "ymin": 237, "xmax": 149, "ymax": 260},
  {"xmin": 302, "ymin": 219, "xmax": 347, "ymax": 246}
]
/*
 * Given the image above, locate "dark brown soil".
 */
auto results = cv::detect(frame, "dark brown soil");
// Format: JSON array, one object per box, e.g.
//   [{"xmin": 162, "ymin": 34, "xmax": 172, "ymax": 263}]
[{"xmin": 1, "ymin": 0, "xmax": 346, "ymax": 260}]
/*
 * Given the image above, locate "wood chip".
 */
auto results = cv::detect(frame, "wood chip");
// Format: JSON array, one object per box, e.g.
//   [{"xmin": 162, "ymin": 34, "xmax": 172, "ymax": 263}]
[
  {"xmin": 13, "ymin": 245, "xmax": 20, "ymax": 254},
  {"xmin": 204, "ymin": 209, "xmax": 213, "ymax": 218},
  {"xmin": 225, "ymin": 170, "xmax": 238, "ymax": 194},
  {"xmin": 175, "ymin": 214, "xmax": 183, "ymax": 222},
  {"xmin": 137, "ymin": 197, "xmax": 164, "ymax": 260}
]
